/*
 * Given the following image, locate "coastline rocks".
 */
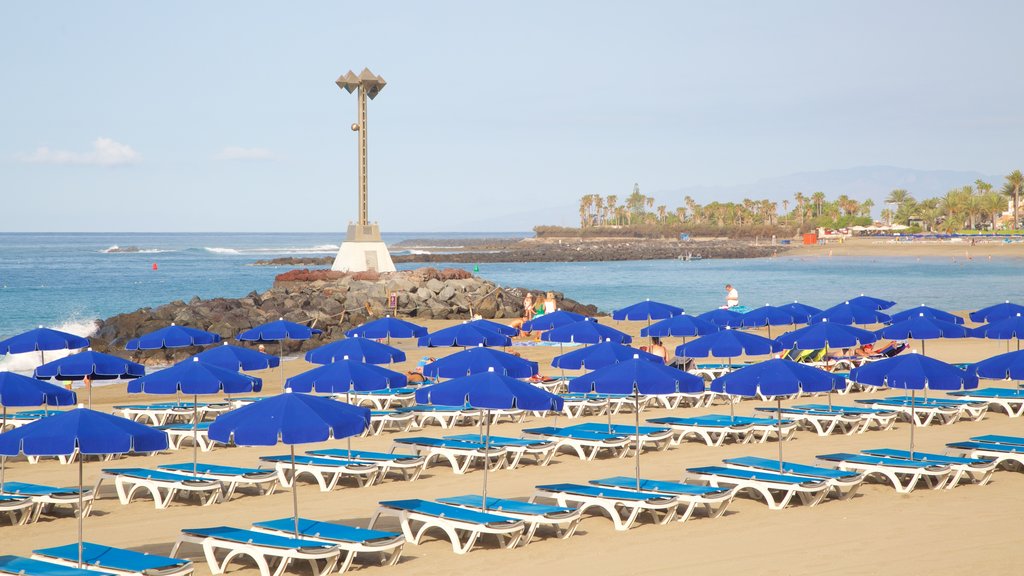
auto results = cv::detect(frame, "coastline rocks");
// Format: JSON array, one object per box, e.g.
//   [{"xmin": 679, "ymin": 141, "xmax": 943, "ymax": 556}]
[{"xmin": 90, "ymin": 267, "xmax": 598, "ymax": 365}]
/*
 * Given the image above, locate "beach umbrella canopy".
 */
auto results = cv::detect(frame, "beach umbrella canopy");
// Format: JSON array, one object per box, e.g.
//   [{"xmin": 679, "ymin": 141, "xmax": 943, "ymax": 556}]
[
  {"xmin": 237, "ymin": 319, "xmax": 323, "ymax": 342},
  {"xmin": 34, "ymin": 349, "xmax": 145, "ymax": 407},
  {"xmin": 675, "ymin": 328, "xmax": 781, "ymax": 358},
  {"xmin": 345, "ymin": 316, "xmax": 427, "ymax": 340},
  {"xmin": 972, "ymin": 313, "xmax": 1024, "ymax": 350},
  {"xmin": 466, "ymin": 319, "xmax": 520, "ymax": 337},
  {"xmin": 710, "ymin": 360, "xmax": 845, "ymax": 470},
  {"xmin": 875, "ymin": 314, "xmax": 971, "ymax": 355},
  {"xmin": 846, "ymin": 294, "xmax": 897, "ymax": 310},
  {"xmin": 208, "ymin": 391, "xmax": 370, "ymax": 536},
  {"xmin": 540, "ymin": 318, "xmax": 632, "ymax": 345},
  {"xmin": 611, "ymin": 299, "xmax": 684, "ymax": 322},
  {"xmin": 696, "ymin": 308, "xmax": 744, "ymax": 328},
  {"xmin": 739, "ymin": 305, "xmax": 799, "ymax": 339},
  {"xmin": 0, "ymin": 327, "xmax": 89, "ymax": 356},
  {"xmin": 125, "ymin": 324, "xmax": 221, "ymax": 350},
  {"xmin": 423, "ymin": 347, "xmax": 537, "ymax": 378},
  {"xmin": 552, "ymin": 341, "xmax": 663, "ymax": 370},
  {"xmin": 0, "ymin": 408, "xmax": 168, "ymax": 567},
  {"xmin": 775, "ymin": 321, "xmax": 878, "ymax": 351},
  {"xmin": 0, "ymin": 371, "xmax": 77, "ymax": 408},
  {"xmin": 415, "ymin": 368, "xmax": 563, "ymax": 509},
  {"xmin": 969, "ymin": 301, "xmax": 1024, "ymax": 323},
  {"xmin": 127, "ymin": 357, "xmax": 261, "ymax": 475},
  {"xmin": 417, "ymin": 322, "xmax": 512, "ymax": 347},
  {"xmin": 285, "ymin": 359, "xmax": 408, "ymax": 393},
  {"xmin": 777, "ymin": 302, "xmax": 822, "ymax": 324},
  {"xmin": 304, "ymin": 338, "xmax": 406, "ymax": 365},
  {"xmin": 521, "ymin": 310, "xmax": 589, "ymax": 332},
  {"xmin": 889, "ymin": 305, "xmax": 964, "ymax": 325},
  {"xmin": 968, "ymin": 350, "xmax": 1024, "ymax": 380},
  {"xmin": 640, "ymin": 315, "xmax": 718, "ymax": 338},
  {"xmin": 810, "ymin": 302, "xmax": 891, "ymax": 325},
  {"xmin": 189, "ymin": 343, "xmax": 280, "ymax": 371}
]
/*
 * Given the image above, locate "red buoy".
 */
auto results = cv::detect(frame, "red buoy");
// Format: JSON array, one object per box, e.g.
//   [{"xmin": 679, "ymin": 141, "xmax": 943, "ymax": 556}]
[{"xmin": 152, "ymin": 263, "xmax": 158, "ymax": 270}]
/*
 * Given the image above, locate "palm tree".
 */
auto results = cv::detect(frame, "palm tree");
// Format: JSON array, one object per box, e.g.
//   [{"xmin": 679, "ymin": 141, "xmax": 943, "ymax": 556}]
[
  {"xmin": 1003, "ymin": 170, "xmax": 1023, "ymax": 230},
  {"xmin": 861, "ymin": 199, "xmax": 875, "ymax": 219},
  {"xmin": 675, "ymin": 207, "xmax": 687, "ymax": 223},
  {"xmin": 880, "ymin": 208, "xmax": 894, "ymax": 225},
  {"xmin": 656, "ymin": 205, "xmax": 667, "ymax": 223},
  {"xmin": 781, "ymin": 199, "xmax": 789, "ymax": 223},
  {"xmin": 794, "ymin": 192, "xmax": 806, "ymax": 226},
  {"xmin": 886, "ymin": 188, "xmax": 912, "ymax": 206},
  {"xmin": 593, "ymin": 195, "xmax": 604, "ymax": 226},
  {"xmin": 811, "ymin": 191, "xmax": 826, "ymax": 217},
  {"xmin": 578, "ymin": 195, "xmax": 592, "ymax": 228},
  {"xmin": 605, "ymin": 195, "xmax": 618, "ymax": 225},
  {"xmin": 981, "ymin": 192, "xmax": 1007, "ymax": 230}
]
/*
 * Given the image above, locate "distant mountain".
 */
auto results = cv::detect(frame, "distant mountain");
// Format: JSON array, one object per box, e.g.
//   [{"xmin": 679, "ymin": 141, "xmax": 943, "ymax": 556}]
[{"xmin": 654, "ymin": 165, "xmax": 999, "ymax": 217}]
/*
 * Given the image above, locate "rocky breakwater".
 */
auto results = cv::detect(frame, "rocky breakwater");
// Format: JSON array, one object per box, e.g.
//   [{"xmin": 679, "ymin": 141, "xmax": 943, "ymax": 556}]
[{"xmin": 90, "ymin": 267, "xmax": 598, "ymax": 365}]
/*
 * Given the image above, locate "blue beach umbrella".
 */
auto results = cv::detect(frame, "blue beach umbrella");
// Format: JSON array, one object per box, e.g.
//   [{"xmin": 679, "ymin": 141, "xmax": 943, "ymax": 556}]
[
  {"xmin": 968, "ymin": 350, "xmax": 1024, "ymax": 381},
  {"xmin": 128, "ymin": 357, "xmax": 261, "ymax": 475},
  {"xmin": 889, "ymin": 305, "xmax": 964, "ymax": 325},
  {"xmin": 416, "ymin": 368, "xmax": 563, "ymax": 508},
  {"xmin": 777, "ymin": 302, "xmax": 822, "ymax": 324},
  {"xmin": 640, "ymin": 314, "xmax": 718, "ymax": 339},
  {"xmin": 345, "ymin": 315, "xmax": 427, "ymax": 342},
  {"xmin": 568, "ymin": 359, "xmax": 703, "ymax": 490},
  {"xmin": 0, "ymin": 408, "xmax": 168, "ymax": 567},
  {"xmin": 0, "ymin": 372, "xmax": 78, "ymax": 490},
  {"xmin": 739, "ymin": 305, "xmax": 799, "ymax": 339},
  {"xmin": 710, "ymin": 360, "xmax": 844, "ymax": 469},
  {"xmin": 612, "ymin": 299, "xmax": 684, "ymax": 322},
  {"xmin": 846, "ymin": 294, "xmax": 897, "ymax": 310},
  {"xmin": 467, "ymin": 319, "xmax": 520, "ymax": 337},
  {"xmin": 285, "ymin": 359, "xmax": 407, "ymax": 393},
  {"xmin": 35, "ymin": 349, "xmax": 145, "ymax": 409},
  {"xmin": 540, "ymin": 318, "xmax": 632, "ymax": 345},
  {"xmin": 676, "ymin": 328, "xmax": 781, "ymax": 360},
  {"xmin": 238, "ymin": 318, "xmax": 323, "ymax": 380},
  {"xmin": 208, "ymin": 391, "xmax": 370, "ymax": 537},
  {"xmin": 972, "ymin": 313, "xmax": 1024, "ymax": 352},
  {"xmin": 521, "ymin": 310, "xmax": 589, "ymax": 332},
  {"xmin": 0, "ymin": 326, "xmax": 90, "ymax": 366},
  {"xmin": 417, "ymin": 322, "xmax": 512, "ymax": 348},
  {"xmin": 775, "ymin": 320, "xmax": 878, "ymax": 351},
  {"xmin": 969, "ymin": 301, "xmax": 1024, "ymax": 323},
  {"xmin": 696, "ymin": 308, "xmax": 744, "ymax": 329},
  {"xmin": 304, "ymin": 338, "xmax": 406, "ymax": 365},
  {"xmin": 875, "ymin": 314, "xmax": 971, "ymax": 356},
  {"xmin": 423, "ymin": 346, "xmax": 537, "ymax": 379},
  {"xmin": 849, "ymin": 354, "xmax": 978, "ymax": 457},
  {"xmin": 552, "ymin": 341, "xmax": 663, "ymax": 370},
  {"xmin": 189, "ymin": 343, "xmax": 281, "ymax": 371},
  {"xmin": 811, "ymin": 301, "xmax": 891, "ymax": 325},
  {"xmin": 125, "ymin": 324, "xmax": 221, "ymax": 350}
]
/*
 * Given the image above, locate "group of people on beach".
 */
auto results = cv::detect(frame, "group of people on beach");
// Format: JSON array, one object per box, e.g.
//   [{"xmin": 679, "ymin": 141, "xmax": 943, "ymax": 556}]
[{"xmin": 522, "ymin": 292, "xmax": 558, "ymax": 321}]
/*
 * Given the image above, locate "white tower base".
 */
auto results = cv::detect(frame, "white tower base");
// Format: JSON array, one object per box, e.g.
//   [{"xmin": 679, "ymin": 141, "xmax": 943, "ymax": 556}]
[{"xmin": 331, "ymin": 223, "xmax": 396, "ymax": 273}]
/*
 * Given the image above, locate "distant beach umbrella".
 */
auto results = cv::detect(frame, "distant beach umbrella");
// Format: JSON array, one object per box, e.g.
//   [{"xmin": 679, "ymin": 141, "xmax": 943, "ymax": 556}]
[
  {"xmin": 34, "ymin": 349, "xmax": 145, "ymax": 409},
  {"xmin": 968, "ymin": 350, "xmax": 1024, "ymax": 380},
  {"xmin": 568, "ymin": 358, "xmax": 702, "ymax": 491},
  {"xmin": 739, "ymin": 305, "xmax": 799, "ymax": 339},
  {"xmin": 416, "ymin": 369, "xmax": 562, "ymax": 509},
  {"xmin": 675, "ymin": 328, "xmax": 781, "ymax": 360},
  {"xmin": 612, "ymin": 299, "xmax": 684, "ymax": 322},
  {"xmin": 0, "ymin": 326, "xmax": 90, "ymax": 366},
  {"xmin": 304, "ymin": 338, "xmax": 405, "ymax": 365},
  {"xmin": 423, "ymin": 346, "xmax": 537, "ymax": 379},
  {"xmin": 811, "ymin": 302, "xmax": 891, "ymax": 325},
  {"xmin": 552, "ymin": 341, "xmax": 663, "ymax": 370},
  {"xmin": 711, "ymin": 360, "xmax": 844, "ymax": 468},
  {"xmin": 466, "ymin": 318, "xmax": 520, "ymax": 337},
  {"xmin": 969, "ymin": 301, "xmax": 1024, "ymax": 323},
  {"xmin": 0, "ymin": 371, "xmax": 78, "ymax": 491},
  {"xmin": 286, "ymin": 358, "xmax": 407, "ymax": 393},
  {"xmin": 889, "ymin": 305, "xmax": 964, "ymax": 325},
  {"xmin": 189, "ymin": 343, "xmax": 280, "ymax": 371},
  {"xmin": 0, "ymin": 408, "xmax": 168, "ymax": 567},
  {"xmin": 640, "ymin": 314, "xmax": 718, "ymax": 339},
  {"xmin": 521, "ymin": 310, "xmax": 590, "ymax": 332},
  {"xmin": 540, "ymin": 318, "xmax": 632, "ymax": 345},
  {"xmin": 875, "ymin": 314, "xmax": 971, "ymax": 356},
  {"xmin": 417, "ymin": 322, "xmax": 512, "ymax": 348},
  {"xmin": 972, "ymin": 313, "xmax": 1024, "ymax": 352},
  {"xmin": 345, "ymin": 316, "xmax": 427, "ymax": 342},
  {"xmin": 846, "ymin": 294, "xmax": 896, "ymax": 310},
  {"xmin": 775, "ymin": 321, "xmax": 878, "ymax": 351},
  {"xmin": 849, "ymin": 354, "xmax": 977, "ymax": 457},
  {"xmin": 696, "ymin": 309, "xmax": 744, "ymax": 329},
  {"xmin": 777, "ymin": 302, "xmax": 822, "ymax": 324},
  {"xmin": 208, "ymin": 391, "xmax": 370, "ymax": 538},
  {"xmin": 125, "ymin": 324, "xmax": 221, "ymax": 350},
  {"xmin": 238, "ymin": 318, "xmax": 323, "ymax": 380},
  {"xmin": 128, "ymin": 357, "xmax": 261, "ymax": 475}
]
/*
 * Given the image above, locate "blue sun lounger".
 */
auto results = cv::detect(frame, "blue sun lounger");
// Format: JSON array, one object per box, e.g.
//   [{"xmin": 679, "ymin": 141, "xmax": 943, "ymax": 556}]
[
  {"xmin": 946, "ymin": 440, "xmax": 1024, "ymax": 470},
  {"xmin": 0, "ymin": 555, "xmax": 111, "ymax": 576},
  {"xmin": 438, "ymin": 495, "xmax": 582, "ymax": 543},
  {"xmin": 157, "ymin": 422, "xmax": 216, "ymax": 452},
  {"xmin": 252, "ymin": 517, "xmax": 405, "ymax": 574},
  {"xmin": 855, "ymin": 398, "xmax": 962, "ymax": 426},
  {"xmin": 33, "ymin": 543, "xmax": 194, "ymax": 576},
  {"xmin": 390, "ymin": 437, "xmax": 506, "ymax": 474},
  {"xmin": 588, "ymin": 476, "xmax": 734, "ymax": 522},
  {"xmin": 723, "ymin": 456, "xmax": 863, "ymax": 500},
  {"xmin": 683, "ymin": 465, "xmax": 830, "ymax": 510},
  {"xmin": 1, "ymin": 481, "xmax": 94, "ymax": 522},
  {"xmin": 521, "ymin": 426, "xmax": 631, "ymax": 460},
  {"xmin": 158, "ymin": 463, "xmax": 279, "ymax": 499},
  {"xmin": 754, "ymin": 406, "xmax": 863, "ymax": 436},
  {"xmin": 531, "ymin": 483, "xmax": 680, "ymax": 531},
  {"xmin": 971, "ymin": 434, "xmax": 1024, "ymax": 446},
  {"xmin": 258, "ymin": 455, "xmax": 380, "ymax": 490},
  {"xmin": 563, "ymin": 423, "xmax": 674, "ymax": 451},
  {"xmin": 171, "ymin": 526, "xmax": 339, "ymax": 576},
  {"xmin": 96, "ymin": 468, "xmax": 223, "ymax": 509},
  {"xmin": 443, "ymin": 434, "xmax": 558, "ymax": 467},
  {"xmin": 859, "ymin": 448, "xmax": 995, "ymax": 487},
  {"xmin": 646, "ymin": 416, "xmax": 755, "ymax": 446},
  {"xmin": 370, "ymin": 499, "xmax": 525, "ymax": 554},
  {"xmin": 949, "ymin": 388, "xmax": 1024, "ymax": 417},
  {"xmin": 687, "ymin": 414, "xmax": 799, "ymax": 442},
  {"xmin": 814, "ymin": 453, "xmax": 952, "ymax": 493},
  {"xmin": 307, "ymin": 449, "xmax": 428, "ymax": 481},
  {"xmin": 793, "ymin": 403, "xmax": 899, "ymax": 432}
]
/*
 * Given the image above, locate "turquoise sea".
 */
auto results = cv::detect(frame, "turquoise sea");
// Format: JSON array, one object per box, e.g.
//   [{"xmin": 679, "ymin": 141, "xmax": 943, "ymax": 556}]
[{"xmin": 1, "ymin": 232, "xmax": 1021, "ymax": 343}]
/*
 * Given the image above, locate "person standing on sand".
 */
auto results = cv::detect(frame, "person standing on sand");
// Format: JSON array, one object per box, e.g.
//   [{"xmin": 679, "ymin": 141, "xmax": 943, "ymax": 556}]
[
  {"xmin": 725, "ymin": 284, "xmax": 739, "ymax": 308},
  {"xmin": 544, "ymin": 292, "xmax": 557, "ymax": 314},
  {"xmin": 523, "ymin": 293, "xmax": 534, "ymax": 321}
]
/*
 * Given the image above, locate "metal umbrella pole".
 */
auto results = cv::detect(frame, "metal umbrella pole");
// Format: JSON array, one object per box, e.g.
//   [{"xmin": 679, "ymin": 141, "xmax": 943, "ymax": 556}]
[
  {"xmin": 192, "ymin": 394, "xmax": 199, "ymax": 476},
  {"xmin": 777, "ymin": 397, "xmax": 784, "ymax": 472},
  {"xmin": 482, "ymin": 409, "xmax": 491, "ymax": 511},
  {"xmin": 0, "ymin": 406, "xmax": 5, "ymax": 491},
  {"xmin": 634, "ymin": 390, "xmax": 642, "ymax": 492},
  {"xmin": 347, "ymin": 384, "xmax": 354, "ymax": 459},
  {"xmin": 77, "ymin": 457, "xmax": 84, "ymax": 567},
  {"xmin": 291, "ymin": 445, "xmax": 300, "ymax": 538},
  {"xmin": 909, "ymin": 389, "xmax": 916, "ymax": 459}
]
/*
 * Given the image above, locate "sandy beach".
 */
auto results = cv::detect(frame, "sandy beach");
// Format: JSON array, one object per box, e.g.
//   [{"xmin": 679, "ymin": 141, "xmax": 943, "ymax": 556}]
[
  {"xmin": 2, "ymin": 318, "xmax": 1021, "ymax": 576},
  {"xmin": 785, "ymin": 236, "xmax": 1024, "ymax": 260}
]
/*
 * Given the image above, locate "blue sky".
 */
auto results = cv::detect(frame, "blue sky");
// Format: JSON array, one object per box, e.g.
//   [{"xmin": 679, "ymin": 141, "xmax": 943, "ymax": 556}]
[{"xmin": 3, "ymin": 1, "xmax": 1022, "ymax": 232}]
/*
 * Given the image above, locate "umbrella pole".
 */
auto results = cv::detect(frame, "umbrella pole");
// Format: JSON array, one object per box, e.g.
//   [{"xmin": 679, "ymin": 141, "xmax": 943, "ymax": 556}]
[
  {"xmin": 291, "ymin": 445, "xmax": 299, "ymax": 538},
  {"xmin": 78, "ymin": 457, "xmax": 84, "ymax": 567},
  {"xmin": 777, "ymin": 398, "xmax": 784, "ymax": 472},
  {"xmin": 1, "ymin": 406, "xmax": 5, "ymax": 492},
  {"xmin": 910, "ymin": 390, "xmax": 916, "ymax": 459},
  {"xmin": 483, "ymin": 410, "xmax": 491, "ymax": 511},
  {"xmin": 192, "ymin": 395, "xmax": 199, "ymax": 476},
  {"xmin": 347, "ymin": 387, "xmax": 354, "ymax": 459},
  {"xmin": 280, "ymin": 341, "xmax": 286, "ymax": 386},
  {"xmin": 634, "ymin": 391, "xmax": 641, "ymax": 492}
]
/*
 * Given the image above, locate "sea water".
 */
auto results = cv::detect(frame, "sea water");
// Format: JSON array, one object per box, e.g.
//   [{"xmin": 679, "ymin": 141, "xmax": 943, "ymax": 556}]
[{"xmin": 1, "ymin": 232, "xmax": 1021, "ymax": 345}]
